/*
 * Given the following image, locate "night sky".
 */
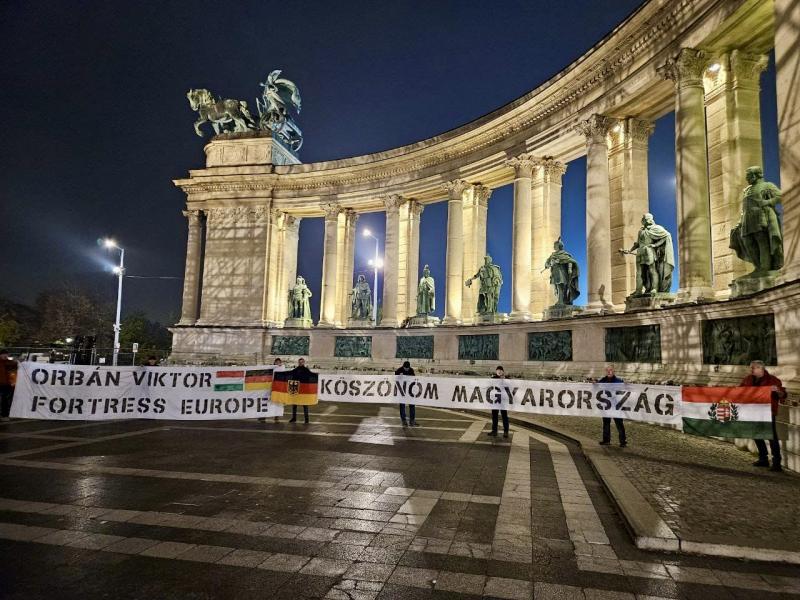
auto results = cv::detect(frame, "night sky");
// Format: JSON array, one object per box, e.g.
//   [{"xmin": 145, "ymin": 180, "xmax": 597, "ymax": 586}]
[{"xmin": 0, "ymin": 1, "xmax": 780, "ymax": 324}]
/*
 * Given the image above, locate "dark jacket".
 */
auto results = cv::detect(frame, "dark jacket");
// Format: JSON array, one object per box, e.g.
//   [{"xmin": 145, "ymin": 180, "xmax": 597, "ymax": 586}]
[
  {"xmin": 395, "ymin": 366, "xmax": 415, "ymax": 376},
  {"xmin": 598, "ymin": 375, "xmax": 624, "ymax": 383},
  {"xmin": 740, "ymin": 370, "xmax": 787, "ymax": 415}
]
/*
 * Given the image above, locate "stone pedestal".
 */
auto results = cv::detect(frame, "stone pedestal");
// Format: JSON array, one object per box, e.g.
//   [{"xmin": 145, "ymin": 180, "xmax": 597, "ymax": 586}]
[
  {"xmin": 476, "ymin": 313, "xmax": 508, "ymax": 325},
  {"xmin": 204, "ymin": 131, "xmax": 300, "ymax": 167},
  {"xmin": 284, "ymin": 317, "xmax": 312, "ymax": 329},
  {"xmin": 347, "ymin": 318, "xmax": 374, "ymax": 329},
  {"xmin": 729, "ymin": 272, "xmax": 780, "ymax": 298},
  {"xmin": 543, "ymin": 305, "xmax": 583, "ymax": 320},
  {"xmin": 408, "ymin": 314, "xmax": 440, "ymax": 328},
  {"xmin": 624, "ymin": 293, "xmax": 677, "ymax": 312}
]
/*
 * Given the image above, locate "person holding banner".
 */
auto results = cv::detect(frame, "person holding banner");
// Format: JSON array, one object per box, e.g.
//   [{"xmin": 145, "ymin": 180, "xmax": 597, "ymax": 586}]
[
  {"xmin": 741, "ymin": 360, "xmax": 787, "ymax": 472},
  {"xmin": 0, "ymin": 349, "xmax": 17, "ymax": 421},
  {"xmin": 289, "ymin": 358, "xmax": 314, "ymax": 424},
  {"xmin": 598, "ymin": 365, "xmax": 627, "ymax": 447},
  {"xmin": 395, "ymin": 361, "xmax": 418, "ymax": 427},
  {"xmin": 488, "ymin": 365, "xmax": 509, "ymax": 438}
]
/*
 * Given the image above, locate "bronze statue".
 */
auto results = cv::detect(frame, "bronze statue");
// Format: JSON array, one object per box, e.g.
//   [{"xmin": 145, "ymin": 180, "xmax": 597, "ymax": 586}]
[
  {"xmin": 416, "ymin": 265, "xmax": 436, "ymax": 315},
  {"xmin": 350, "ymin": 274, "xmax": 373, "ymax": 320},
  {"xmin": 730, "ymin": 166, "xmax": 783, "ymax": 274},
  {"xmin": 465, "ymin": 255, "xmax": 503, "ymax": 315},
  {"xmin": 288, "ymin": 276, "xmax": 312, "ymax": 320},
  {"xmin": 619, "ymin": 213, "xmax": 675, "ymax": 295},
  {"xmin": 186, "ymin": 89, "xmax": 255, "ymax": 137},
  {"xmin": 257, "ymin": 70, "xmax": 303, "ymax": 151},
  {"xmin": 544, "ymin": 238, "xmax": 580, "ymax": 305}
]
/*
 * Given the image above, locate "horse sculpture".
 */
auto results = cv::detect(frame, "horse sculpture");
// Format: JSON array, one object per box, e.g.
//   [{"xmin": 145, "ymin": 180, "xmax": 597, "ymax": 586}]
[{"xmin": 187, "ymin": 89, "xmax": 255, "ymax": 137}]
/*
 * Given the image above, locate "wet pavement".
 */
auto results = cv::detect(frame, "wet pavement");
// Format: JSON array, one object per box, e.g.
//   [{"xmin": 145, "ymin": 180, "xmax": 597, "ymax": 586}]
[{"xmin": 1, "ymin": 404, "xmax": 799, "ymax": 599}]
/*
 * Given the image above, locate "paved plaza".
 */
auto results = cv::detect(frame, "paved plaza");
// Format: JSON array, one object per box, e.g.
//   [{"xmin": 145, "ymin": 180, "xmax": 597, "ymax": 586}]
[{"xmin": 1, "ymin": 405, "xmax": 799, "ymax": 599}]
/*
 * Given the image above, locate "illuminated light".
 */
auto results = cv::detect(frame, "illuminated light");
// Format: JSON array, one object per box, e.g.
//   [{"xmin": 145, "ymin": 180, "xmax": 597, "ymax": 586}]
[
  {"xmin": 612, "ymin": 123, "xmax": 621, "ymax": 133},
  {"xmin": 112, "ymin": 266, "xmax": 122, "ymax": 274},
  {"xmin": 362, "ymin": 229, "xmax": 371, "ymax": 237},
  {"xmin": 375, "ymin": 259, "xmax": 384, "ymax": 269},
  {"xmin": 65, "ymin": 337, "xmax": 74, "ymax": 344},
  {"xmin": 707, "ymin": 62, "xmax": 721, "ymax": 73},
  {"xmin": 104, "ymin": 238, "xmax": 117, "ymax": 249}
]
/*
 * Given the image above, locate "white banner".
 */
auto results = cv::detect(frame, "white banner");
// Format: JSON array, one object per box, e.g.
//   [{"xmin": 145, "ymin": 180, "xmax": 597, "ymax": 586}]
[
  {"xmin": 318, "ymin": 374, "xmax": 683, "ymax": 426},
  {"xmin": 10, "ymin": 363, "xmax": 282, "ymax": 420}
]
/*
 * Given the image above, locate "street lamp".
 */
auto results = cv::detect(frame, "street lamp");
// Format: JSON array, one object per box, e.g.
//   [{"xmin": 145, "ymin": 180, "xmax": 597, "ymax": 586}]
[
  {"xmin": 103, "ymin": 238, "xmax": 124, "ymax": 366},
  {"xmin": 363, "ymin": 229, "xmax": 381, "ymax": 326}
]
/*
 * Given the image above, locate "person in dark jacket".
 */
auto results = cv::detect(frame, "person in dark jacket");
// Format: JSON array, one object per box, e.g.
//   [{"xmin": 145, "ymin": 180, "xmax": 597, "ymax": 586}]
[
  {"xmin": 598, "ymin": 365, "xmax": 626, "ymax": 447},
  {"xmin": 0, "ymin": 350, "xmax": 17, "ymax": 421},
  {"xmin": 289, "ymin": 358, "xmax": 312, "ymax": 424},
  {"xmin": 741, "ymin": 360, "xmax": 787, "ymax": 472},
  {"xmin": 395, "ymin": 361, "xmax": 417, "ymax": 426},
  {"xmin": 488, "ymin": 365, "xmax": 509, "ymax": 438}
]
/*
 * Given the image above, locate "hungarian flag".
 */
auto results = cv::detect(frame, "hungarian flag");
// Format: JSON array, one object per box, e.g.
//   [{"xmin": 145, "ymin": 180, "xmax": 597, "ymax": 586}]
[
  {"xmin": 213, "ymin": 368, "xmax": 273, "ymax": 392},
  {"xmin": 682, "ymin": 387, "xmax": 773, "ymax": 439},
  {"xmin": 272, "ymin": 368, "xmax": 318, "ymax": 405}
]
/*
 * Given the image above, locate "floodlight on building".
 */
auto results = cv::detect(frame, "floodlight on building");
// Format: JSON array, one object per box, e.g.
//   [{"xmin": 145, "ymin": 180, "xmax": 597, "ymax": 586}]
[
  {"xmin": 707, "ymin": 62, "xmax": 721, "ymax": 73},
  {"xmin": 104, "ymin": 238, "xmax": 117, "ymax": 249}
]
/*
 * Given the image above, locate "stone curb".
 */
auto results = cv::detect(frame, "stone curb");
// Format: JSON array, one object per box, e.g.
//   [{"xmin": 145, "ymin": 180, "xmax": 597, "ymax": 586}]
[{"xmin": 445, "ymin": 409, "xmax": 800, "ymax": 565}]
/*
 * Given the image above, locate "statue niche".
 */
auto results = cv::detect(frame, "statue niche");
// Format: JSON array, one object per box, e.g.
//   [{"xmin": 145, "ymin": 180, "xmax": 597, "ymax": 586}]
[{"xmin": 619, "ymin": 213, "xmax": 676, "ymax": 311}]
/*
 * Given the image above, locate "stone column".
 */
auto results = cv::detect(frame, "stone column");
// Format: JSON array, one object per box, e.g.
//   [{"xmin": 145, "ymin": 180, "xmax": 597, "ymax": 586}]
[
  {"xmin": 318, "ymin": 201, "xmax": 341, "ymax": 327},
  {"xmin": 178, "ymin": 209, "xmax": 204, "ymax": 325},
  {"xmin": 264, "ymin": 209, "xmax": 285, "ymax": 326},
  {"xmin": 507, "ymin": 154, "xmax": 536, "ymax": 321},
  {"xmin": 775, "ymin": 0, "xmax": 800, "ymax": 282},
  {"xmin": 661, "ymin": 48, "xmax": 714, "ymax": 300},
  {"xmin": 442, "ymin": 179, "xmax": 470, "ymax": 325},
  {"xmin": 576, "ymin": 114, "xmax": 615, "ymax": 312},
  {"xmin": 280, "ymin": 215, "xmax": 301, "ymax": 325},
  {"xmin": 335, "ymin": 209, "xmax": 358, "ymax": 327},
  {"xmin": 704, "ymin": 50, "xmax": 768, "ymax": 295},
  {"xmin": 399, "ymin": 200, "xmax": 424, "ymax": 320},
  {"xmin": 462, "ymin": 184, "xmax": 491, "ymax": 324},
  {"xmin": 381, "ymin": 194, "xmax": 404, "ymax": 327},
  {"xmin": 608, "ymin": 118, "xmax": 654, "ymax": 305},
  {"xmin": 531, "ymin": 158, "xmax": 567, "ymax": 317}
]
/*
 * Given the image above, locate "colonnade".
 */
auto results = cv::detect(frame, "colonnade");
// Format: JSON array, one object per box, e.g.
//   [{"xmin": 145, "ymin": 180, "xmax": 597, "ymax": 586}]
[{"xmin": 175, "ymin": 10, "xmax": 800, "ymax": 331}]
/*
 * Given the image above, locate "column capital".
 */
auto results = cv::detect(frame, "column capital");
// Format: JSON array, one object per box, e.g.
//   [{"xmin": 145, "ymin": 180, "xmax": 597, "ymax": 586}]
[
  {"xmin": 536, "ymin": 157, "xmax": 567, "ymax": 182},
  {"xmin": 659, "ymin": 47, "xmax": 708, "ymax": 88},
  {"xmin": 730, "ymin": 50, "xmax": 768, "ymax": 87},
  {"xmin": 383, "ymin": 193, "xmax": 404, "ymax": 213},
  {"xmin": 442, "ymin": 179, "xmax": 470, "ymax": 200},
  {"xmin": 407, "ymin": 199, "xmax": 424, "ymax": 217},
  {"xmin": 472, "ymin": 184, "xmax": 492, "ymax": 208},
  {"xmin": 320, "ymin": 201, "xmax": 342, "ymax": 221},
  {"xmin": 506, "ymin": 153, "xmax": 537, "ymax": 178},
  {"xmin": 627, "ymin": 117, "xmax": 655, "ymax": 145},
  {"xmin": 182, "ymin": 209, "xmax": 203, "ymax": 224},
  {"xmin": 574, "ymin": 114, "xmax": 615, "ymax": 143},
  {"xmin": 284, "ymin": 214, "xmax": 301, "ymax": 230}
]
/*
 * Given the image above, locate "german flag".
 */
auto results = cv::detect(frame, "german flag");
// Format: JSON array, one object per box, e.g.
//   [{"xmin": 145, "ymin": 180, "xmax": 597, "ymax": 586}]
[
  {"xmin": 272, "ymin": 368, "xmax": 318, "ymax": 405},
  {"xmin": 244, "ymin": 369, "xmax": 273, "ymax": 391}
]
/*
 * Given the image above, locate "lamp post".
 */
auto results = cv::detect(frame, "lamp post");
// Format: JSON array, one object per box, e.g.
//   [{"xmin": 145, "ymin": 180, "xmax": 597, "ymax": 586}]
[
  {"xmin": 363, "ymin": 229, "xmax": 381, "ymax": 326},
  {"xmin": 104, "ymin": 239, "xmax": 124, "ymax": 366}
]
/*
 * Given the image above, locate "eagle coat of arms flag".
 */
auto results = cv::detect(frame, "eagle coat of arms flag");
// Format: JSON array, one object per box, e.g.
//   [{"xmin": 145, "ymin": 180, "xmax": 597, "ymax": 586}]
[
  {"xmin": 682, "ymin": 386, "xmax": 773, "ymax": 439},
  {"xmin": 272, "ymin": 367, "xmax": 318, "ymax": 405}
]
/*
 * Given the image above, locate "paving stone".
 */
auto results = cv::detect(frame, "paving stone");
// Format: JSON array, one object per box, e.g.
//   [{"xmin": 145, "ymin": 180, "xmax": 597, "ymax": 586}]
[
  {"xmin": 176, "ymin": 543, "xmax": 235, "ymax": 562},
  {"xmin": 34, "ymin": 529, "xmax": 92, "ymax": 546},
  {"xmin": 484, "ymin": 576, "xmax": 534, "ymax": 600},
  {"xmin": 257, "ymin": 552, "xmax": 310, "ymax": 572},
  {"xmin": 216, "ymin": 548, "xmax": 273, "ymax": 567},
  {"xmin": 387, "ymin": 566, "xmax": 438, "ymax": 589},
  {"xmin": 434, "ymin": 570, "xmax": 486, "ymax": 595},
  {"xmin": 301, "ymin": 557, "xmax": 352, "ymax": 577},
  {"xmin": 343, "ymin": 562, "xmax": 395, "ymax": 582},
  {"xmin": 533, "ymin": 582, "xmax": 585, "ymax": 599},
  {"xmin": 140, "ymin": 541, "xmax": 197, "ymax": 559},
  {"xmin": 66, "ymin": 532, "xmax": 126, "ymax": 550},
  {"xmin": 583, "ymin": 588, "xmax": 635, "ymax": 600},
  {"xmin": 103, "ymin": 536, "xmax": 161, "ymax": 555}
]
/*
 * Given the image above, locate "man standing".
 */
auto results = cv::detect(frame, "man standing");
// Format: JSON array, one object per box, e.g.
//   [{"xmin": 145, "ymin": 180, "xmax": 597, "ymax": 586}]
[
  {"xmin": 487, "ymin": 365, "xmax": 509, "ymax": 438},
  {"xmin": 395, "ymin": 361, "xmax": 417, "ymax": 427},
  {"xmin": 741, "ymin": 360, "xmax": 786, "ymax": 472},
  {"xmin": 598, "ymin": 365, "xmax": 626, "ymax": 447},
  {"xmin": 289, "ymin": 358, "xmax": 312, "ymax": 424},
  {"xmin": 0, "ymin": 350, "xmax": 18, "ymax": 421}
]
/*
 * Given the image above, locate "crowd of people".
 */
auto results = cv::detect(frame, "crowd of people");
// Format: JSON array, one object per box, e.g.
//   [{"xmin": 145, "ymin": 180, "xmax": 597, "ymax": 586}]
[{"xmin": 0, "ymin": 348, "xmax": 787, "ymax": 471}]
